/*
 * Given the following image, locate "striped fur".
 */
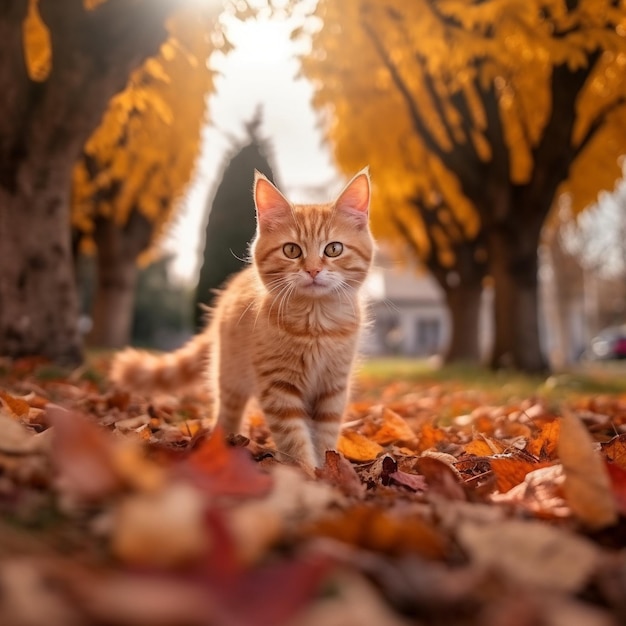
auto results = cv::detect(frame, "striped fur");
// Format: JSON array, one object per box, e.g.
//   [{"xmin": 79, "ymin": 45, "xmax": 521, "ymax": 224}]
[{"xmin": 110, "ymin": 169, "xmax": 374, "ymax": 469}]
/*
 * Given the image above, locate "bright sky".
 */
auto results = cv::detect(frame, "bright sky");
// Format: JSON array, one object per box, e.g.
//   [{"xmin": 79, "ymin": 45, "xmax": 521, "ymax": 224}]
[{"xmin": 164, "ymin": 12, "xmax": 338, "ymax": 283}]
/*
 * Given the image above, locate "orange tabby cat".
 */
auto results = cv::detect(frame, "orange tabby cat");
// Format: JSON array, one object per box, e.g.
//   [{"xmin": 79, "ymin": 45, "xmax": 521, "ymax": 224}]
[{"xmin": 110, "ymin": 169, "xmax": 374, "ymax": 469}]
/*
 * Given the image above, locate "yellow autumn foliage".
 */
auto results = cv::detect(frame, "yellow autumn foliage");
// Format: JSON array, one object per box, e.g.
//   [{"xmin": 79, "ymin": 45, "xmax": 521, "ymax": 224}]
[
  {"xmin": 23, "ymin": 0, "xmax": 51, "ymax": 82},
  {"xmin": 23, "ymin": 0, "xmax": 218, "ymax": 262},
  {"xmin": 301, "ymin": 0, "xmax": 626, "ymax": 264},
  {"xmin": 70, "ymin": 5, "xmax": 217, "ymax": 261}
]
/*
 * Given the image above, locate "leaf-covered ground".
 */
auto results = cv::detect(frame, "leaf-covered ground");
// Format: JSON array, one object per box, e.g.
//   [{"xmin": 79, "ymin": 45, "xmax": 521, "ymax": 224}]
[{"xmin": 1, "ymin": 355, "xmax": 626, "ymax": 626}]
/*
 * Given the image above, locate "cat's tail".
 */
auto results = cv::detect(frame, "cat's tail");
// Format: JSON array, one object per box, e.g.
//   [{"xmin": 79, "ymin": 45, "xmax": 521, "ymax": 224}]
[{"xmin": 109, "ymin": 333, "xmax": 211, "ymax": 394}]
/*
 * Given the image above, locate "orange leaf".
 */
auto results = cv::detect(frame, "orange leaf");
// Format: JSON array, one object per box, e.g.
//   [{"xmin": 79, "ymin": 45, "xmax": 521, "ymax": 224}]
[
  {"xmin": 0, "ymin": 391, "xmax": 31, "ymax": 418},
  {"xmin": 464, "ymin": 435, "xmax": 505, "ymax": 456},
  {"xmin": 416, "ymin": 423, "xmax": 447, "ymax": 453},
  {"xmin": 490, "ymin": 456, "xmax": 551, "ymax": 493},
  {"xmin": 601, "ymin": 434, "xmax": 626, "ymax": 471},
  {"xmin": 527, "ymin": 417, "xmax": 561, "ymax": 460},
  {"xmin": 338, "ymin": 430, "xmax": 384, "ymax": 461},
  {"xmin": 308, "ymin": 505, "xmax": 448, "ymax": 560},
  {"xmin": 371, "ymin": 407, "xmax": 416, "ymax": 445},
  {"xmin": 185, "ymin": 426, "xmax": 272, "ymax": 498}
]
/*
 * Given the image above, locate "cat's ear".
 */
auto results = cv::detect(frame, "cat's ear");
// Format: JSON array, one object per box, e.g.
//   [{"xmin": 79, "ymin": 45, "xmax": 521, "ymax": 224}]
[
  {"xmin": 334, "ymin": 167, "xmax": 370, "ymax": 228},
  {"xmin": 254, "ymin": 171, "xmax": 291, "ymax": 230}
]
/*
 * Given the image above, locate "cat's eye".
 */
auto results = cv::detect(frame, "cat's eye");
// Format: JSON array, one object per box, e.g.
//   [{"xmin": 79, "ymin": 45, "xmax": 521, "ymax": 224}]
[
  {"xmin": 324, "ymin": 242, "xmax": 343, "ymax": 257},
  {"xmin": 283, "ymin": 243, "xmax": 302, "ymax": 259}
]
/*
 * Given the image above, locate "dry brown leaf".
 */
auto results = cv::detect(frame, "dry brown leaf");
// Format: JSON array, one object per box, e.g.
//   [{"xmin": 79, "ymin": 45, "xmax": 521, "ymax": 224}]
[
  {"xmin": 316, "ymin": 450, "xmax": 365, "ymax": 497},
  {"xmin": 601, "ymin": 434, "xmax": 626, "ymax": 470},
  {"xmin": 457, "ymin": 519, "xmax": 600, "ymax": 593},
  {"xmin": 558, "ymin": 410, "xmax": 617, "ymax": 529},
  {"xmin": 338, "ymin": 430, "xmax": 384, "ymax": 462},
  {"xmin": 414, "ymin": 455, "xmax": 467, "ymax": 500}
]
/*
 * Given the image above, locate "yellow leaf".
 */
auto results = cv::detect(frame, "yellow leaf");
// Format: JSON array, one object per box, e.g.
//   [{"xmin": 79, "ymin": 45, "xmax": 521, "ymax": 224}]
[
  {"xmin": 23, "ymin": 0, "xmax": 51, "ymax": 82},
  {"xmin": 371, "ymin": 407, "xmax": 416, "ymax": 445},
  {"xmin": 338, "ymin": 430, "xmax": 384, "ymax": 462}
]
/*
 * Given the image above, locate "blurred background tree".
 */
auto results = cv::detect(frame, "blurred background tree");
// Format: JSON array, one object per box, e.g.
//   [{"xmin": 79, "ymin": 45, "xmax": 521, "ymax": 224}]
[
  {"xmin": 0, "ymin": 0, "xmax": 220, "ymax": 364},
  {"xmin": 298, "ymin": 0, "xmax": 626, "ymax": 372},
  {"xmin": 72, "ymin": 5, "xmax": 218, "ymax": 348},
  {"xmin": 194, "ymin": 111, "xmax": 276, "ymax": 330}
]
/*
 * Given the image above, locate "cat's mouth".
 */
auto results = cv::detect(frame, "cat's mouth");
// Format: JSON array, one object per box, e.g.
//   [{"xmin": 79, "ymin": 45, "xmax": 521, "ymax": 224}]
[{"xmin": 301, "ymin": 279, "xmax": 331, "ymax": 294}]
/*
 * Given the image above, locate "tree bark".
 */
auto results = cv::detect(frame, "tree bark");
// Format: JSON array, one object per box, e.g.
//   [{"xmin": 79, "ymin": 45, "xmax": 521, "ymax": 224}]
[
  {"xmin": 488, "ymin": 218, "xmax": 547, "ymax": 373},
  {"xmin": 0, "ymin": 0, "xmax": 179, "ymax": 363},
  {"xmin": 442, "ymin": 280, "xmax": 484, "ymax": 363},
  {"xmin": 88, "ymin": 213, "xmax": 152, "ymax": 348},
  {"xmin": 0, "ymin": 172, "xmax": 82, "ymax": 364}
]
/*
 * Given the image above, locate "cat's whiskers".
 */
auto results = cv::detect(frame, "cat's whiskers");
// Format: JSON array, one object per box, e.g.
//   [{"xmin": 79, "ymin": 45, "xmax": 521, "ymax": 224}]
[
  {"xmin": 264, "ymin": 279, "xmax": 294, "ymax": 328},
  {"xmin": 333, "ymin": 280, "xmax": 359, "ymax": 319},
  {"xmin": 240, "ymin": 277, "xmax": 285, "ymax": 326},
  {"xmin": 277, "ymin": 281, "xmax": 298, "ymax": 329}
]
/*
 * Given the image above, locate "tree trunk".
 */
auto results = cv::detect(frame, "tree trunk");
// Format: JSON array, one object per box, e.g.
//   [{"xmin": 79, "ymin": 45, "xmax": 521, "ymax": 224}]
[
  {"xmin": 88, "ymin": 251, "xmax": 139, "ymax": 349},
  {"xmin": 442, "ymin": 280, "xmax": 483, "ymax": 363},
  {"xmin": 87, "ymin": 213, "xmax": 151, "ymax": 348},
  {"xmin": 0, "ymin": 0, "xmax": 183, "ymax": 363},
  {"xmin": 488, "ymin": 223, "xmax": 547, "ymax": 373},
  {"xmin": 0, "ymin": 172, "xmax": 82, "ymax": 364}
]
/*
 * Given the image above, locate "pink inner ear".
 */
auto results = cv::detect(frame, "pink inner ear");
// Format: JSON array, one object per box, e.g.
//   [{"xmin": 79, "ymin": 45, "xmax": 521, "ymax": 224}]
[
  {"xmin": 335, "ymin": 171, "xmax": 370, "ymax": 217},
  {"xmin": 254, "ymin": 175, "xmax": 291, "ymax": 228}
]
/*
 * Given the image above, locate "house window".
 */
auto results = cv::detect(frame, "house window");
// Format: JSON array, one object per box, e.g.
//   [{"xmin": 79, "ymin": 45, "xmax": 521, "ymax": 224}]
[
  {"xmin": 417, "ymin": 318, "xmax": 441, "ymax": 354},
  {"xmin": 379, "ymin": 315, "xmax": 403, "ymax": 353}
]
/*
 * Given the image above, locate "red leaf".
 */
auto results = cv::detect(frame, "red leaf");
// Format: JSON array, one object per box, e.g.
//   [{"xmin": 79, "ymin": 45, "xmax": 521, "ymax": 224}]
[
  {"xmin": 388, "ymin": 470, "xmax": 427, "ymax": 492},
  {"xmin": 184, "ymin": 426, "xmax": 272, "ymax": 498}
]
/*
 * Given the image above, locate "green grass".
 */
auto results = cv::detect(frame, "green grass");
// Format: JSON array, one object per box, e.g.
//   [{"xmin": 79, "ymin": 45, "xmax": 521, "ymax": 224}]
[{"xmin": 357, "ymin": 357, "xmax": 626, "ymax": 401}]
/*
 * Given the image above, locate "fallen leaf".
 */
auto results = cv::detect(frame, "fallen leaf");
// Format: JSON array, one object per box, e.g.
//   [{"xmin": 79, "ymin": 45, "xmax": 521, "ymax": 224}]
[
  {"xmin": 605, "ymin": 461, "xmax": 626, "ymax": 515},
  {"xmin": 289, "ymin": 571, "xmax": 413, "ymax": 626},
  {"xmin": 414, "ymin": 455, "xmax": 467, "ymax": 500},
  {"xmin": 388, "ymin": 470, "xmax": 427, "ymax": 492},
  {"xmin": 309, "ymin": 505, "xmax": 449, "ymax": 560},
  {"xmin": 48, "ymin": 407, "xmax": 122, "ymax": 502},
  {"xmin": 184, "ymin": 426, "xmax": 272, "ymax": 498},
  {"xmin": 316, "ymin": 450, "xmax": 365, "ymax": 497},
  {"xmin": 457, "ymin": 519, "xmax": 600, "ymax": 593},
  {"xmin": 491, "ymin": 464, "xmax": 569, "ymax": 519},
  {"xmin": 0, "ymin": 413, "xmax": 39, "ymax": 455},
  {"xmin": 356, "ymin": 453, "xmax": 398, "ymax": 488},
  {"xmin": 558, "ymin": 410, "xmax": 617, "ymax": 529},
  {"xmin": 416, "ymin": 422, "xmax": 448, "ymax": 453},
  {"xmin": 338, "ymin": 430, "xmax": 384, "ymax": 462},
  {"xmin": 0, "ymin": 559, "xmax": 82, "ymax": 626},
  {"xmin": 601, "ymin": 434, "xmax": 626, "ymax": 470},
  {"xmin": 527, "ymin": 417, "xmax": 561, "ymax": 459},
  {"xmin": 464, "ymin": 436, "xmax": 505, "ymax": 456},
  {"xmin": 489, "ymin": 455, "xmax": 552, "ymax": 493},
  {"xmin": 371, "ymin": 408, "xmax": 416, "ymax": 445},
  {"xmin": 0, "ymin": 391, "xmax": 31, "ymax": 418},
  {"xmin": 112, "ymin": 483, "xmax": 209, "ymax": 567}
]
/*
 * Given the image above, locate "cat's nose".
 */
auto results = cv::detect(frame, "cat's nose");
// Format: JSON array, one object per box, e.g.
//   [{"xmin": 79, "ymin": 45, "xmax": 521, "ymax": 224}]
[{"xmin": 307, "ymin": 269, "xmax": 321, "ymax": 278}]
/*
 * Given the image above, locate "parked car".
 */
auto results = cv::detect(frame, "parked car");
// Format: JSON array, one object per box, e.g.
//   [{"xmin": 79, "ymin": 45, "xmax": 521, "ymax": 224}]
[{"xmin": 587, "ymin": 325, "xmax": 626, "ymax": 360}]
